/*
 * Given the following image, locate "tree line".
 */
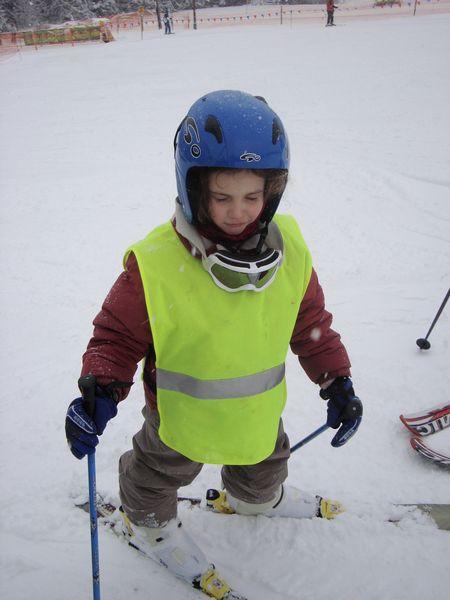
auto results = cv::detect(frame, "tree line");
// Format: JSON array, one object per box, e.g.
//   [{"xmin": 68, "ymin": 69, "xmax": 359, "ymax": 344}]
[{"xmin": 1, "ymin": 1, "xmax": 166, "ymax": 31}]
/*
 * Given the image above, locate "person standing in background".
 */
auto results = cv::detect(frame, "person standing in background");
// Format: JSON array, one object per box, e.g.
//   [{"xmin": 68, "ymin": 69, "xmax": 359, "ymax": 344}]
[
  {"xmin": 163, "ymin": 10, "xmax": 172, "ymax": 34},
  {"xmin": 326, "ymin": 0, "xmax": 338, "ymax": 26}
]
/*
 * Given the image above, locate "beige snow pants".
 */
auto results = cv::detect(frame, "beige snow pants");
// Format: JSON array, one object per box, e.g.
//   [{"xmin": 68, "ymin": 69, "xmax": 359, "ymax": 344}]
[{"xmin": 119, "ymin": 405, "xmax": 290, "ymax": 527}]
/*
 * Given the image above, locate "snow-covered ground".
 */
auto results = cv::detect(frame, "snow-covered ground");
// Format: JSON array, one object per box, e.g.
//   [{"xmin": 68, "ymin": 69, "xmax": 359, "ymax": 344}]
[{"xmin": 1, "ymin": 12, "xmax": 449, "ymax": 600}]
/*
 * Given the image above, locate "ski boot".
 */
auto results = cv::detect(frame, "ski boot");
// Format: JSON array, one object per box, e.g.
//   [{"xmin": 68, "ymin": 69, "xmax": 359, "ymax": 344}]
[
  {"xmin": 120, "ymin": 507, "xmax": 246, "ymax": 599},
  {"xmin": 206, "ymin": 485, "xmax": 344, "ymax": 520}
]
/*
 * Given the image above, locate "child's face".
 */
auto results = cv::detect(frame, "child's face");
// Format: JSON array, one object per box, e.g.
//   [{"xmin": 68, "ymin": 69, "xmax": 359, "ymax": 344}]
[{"xmin": 207, "ymin": 170, "xmax": 265, "ymax": 236}]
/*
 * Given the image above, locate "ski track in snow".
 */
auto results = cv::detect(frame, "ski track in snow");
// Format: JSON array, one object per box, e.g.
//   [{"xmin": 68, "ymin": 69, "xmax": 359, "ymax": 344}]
[{"xmin": 1, "ymin": 11, "xmax": 449, "ymax": 600}]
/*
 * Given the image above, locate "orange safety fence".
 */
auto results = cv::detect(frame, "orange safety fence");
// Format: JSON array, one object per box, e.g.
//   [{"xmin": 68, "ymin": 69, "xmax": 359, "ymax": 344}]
[
  {"xmin": 0, "ymin": 32, "xmax": 22, "ymax": 57},
  {"xmin": 0, "ymin": 21, "xmax": 114, "ymax": 54}
]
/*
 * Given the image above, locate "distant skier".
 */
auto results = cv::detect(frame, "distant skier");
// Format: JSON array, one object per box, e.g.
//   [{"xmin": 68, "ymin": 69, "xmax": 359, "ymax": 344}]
[
  {"xmin": 163, "ymin": 11, "xmax": 172, "ymax": 34},
  {"xmin": 326, "ymin": 0, "xmax": 338, "ymax": 26},
  {"xmin": 65, "ymin": 90, "xmax": 363, "ymax": 598}
]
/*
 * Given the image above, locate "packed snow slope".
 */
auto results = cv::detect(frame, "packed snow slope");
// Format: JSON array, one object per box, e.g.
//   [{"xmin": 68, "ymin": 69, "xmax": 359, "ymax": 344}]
[{"xmin": 1, "ymin": 13, "xmax": 449, "ymax": 600}]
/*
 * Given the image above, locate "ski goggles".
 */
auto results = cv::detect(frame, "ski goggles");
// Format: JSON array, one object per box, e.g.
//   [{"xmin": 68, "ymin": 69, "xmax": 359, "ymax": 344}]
[{"xmin": 202, "ymin": 247, "xmax": 282, "ymax": 292}]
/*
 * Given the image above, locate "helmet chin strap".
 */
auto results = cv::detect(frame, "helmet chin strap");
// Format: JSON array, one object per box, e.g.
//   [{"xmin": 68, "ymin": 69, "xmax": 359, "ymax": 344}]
[
  {"xmin": 254, "ymin": 223, "xmax": 269, "ymax": 253},
  {"xmin": 222, "ymin": 222, "xmax": 269, "ymax": 256},
  {"xmin": 219, "ymin": 199, "xmax": 271, "ymax": 255}
]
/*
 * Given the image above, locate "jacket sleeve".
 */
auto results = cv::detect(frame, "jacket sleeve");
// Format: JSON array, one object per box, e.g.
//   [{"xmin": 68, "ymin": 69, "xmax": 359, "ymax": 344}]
[
  {"xmin": 81, "ymin": 253, "xmax": 152, "ymax": 402},
  {"xmin": 290, "ymin": 268, "xmax": 351, "ymax": 385}
]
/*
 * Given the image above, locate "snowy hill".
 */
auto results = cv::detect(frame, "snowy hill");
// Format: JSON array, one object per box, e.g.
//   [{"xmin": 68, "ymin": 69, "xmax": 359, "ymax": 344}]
[{"xmin": 1, "ymin": 12, "xmax": 449, "ymax": 600}]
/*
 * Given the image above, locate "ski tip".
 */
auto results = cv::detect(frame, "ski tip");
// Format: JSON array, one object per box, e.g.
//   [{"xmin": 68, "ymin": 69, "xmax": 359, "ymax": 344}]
[
  {"xmin": 410, "ymin": 437, "xmax": 450, "ymax": 467},
  {"xmin": 399, "ymin": 403, "xmax": 450, "ymax": 436},
  {"xmin": 399, "ymin": 414, "xmax": 417, "ymax": 435}
]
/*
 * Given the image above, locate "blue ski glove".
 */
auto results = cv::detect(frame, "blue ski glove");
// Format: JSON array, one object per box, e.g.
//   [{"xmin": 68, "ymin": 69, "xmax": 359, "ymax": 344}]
[
  {"xmin": 320, "ymin": 377, "xmax": 363, "ymax": 447},
  {"xmin": 65, "ymin": 394, "xmax": 117, "ymax": 459}
]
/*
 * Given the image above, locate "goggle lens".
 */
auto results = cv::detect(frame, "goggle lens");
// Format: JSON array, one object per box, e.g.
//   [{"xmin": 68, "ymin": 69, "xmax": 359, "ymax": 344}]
[
  {"xmin": 210, "ymin": 264, "xmax": 250, "ymax": 289},
  {"xmin": 208, "ymin": 250, "xmax": 281, "ymax": 292}
]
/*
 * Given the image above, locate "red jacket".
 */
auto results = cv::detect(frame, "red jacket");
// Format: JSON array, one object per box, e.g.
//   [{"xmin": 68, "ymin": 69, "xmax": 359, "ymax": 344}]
[
  {"xmin": 82, "ymin": 228, "xmax": 351, "ymax": 407},
  {"xmin": 327, "ymin": 1, "xmax": 337, "ymax": 11}
]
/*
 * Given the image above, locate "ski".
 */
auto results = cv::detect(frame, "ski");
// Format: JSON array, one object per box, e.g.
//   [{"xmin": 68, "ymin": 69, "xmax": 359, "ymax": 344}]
[
  {"xmin": 410, "ymin": 436, "xmax": 450, "ymax": 468},
  {"xmin": 399, "ymin": 402, "xmax": 450, "ymax": 436},
  {"xmin": 201, "ymin": 489, "xmax": 450, "ymax": 531},
  {"xmin": 77, "ymin": 492, "xmax": 450, "ymax": 532},
  {"xmin": 76, "ymin": 495, "xmax": 201, "ymax": 519},
  {"xmin": 397, "ymin": 503, "xmax": 450, "ymax": 531},
  {"xmin": 76, "ymin": 496, "xmax": 247, "ymax": 600}
]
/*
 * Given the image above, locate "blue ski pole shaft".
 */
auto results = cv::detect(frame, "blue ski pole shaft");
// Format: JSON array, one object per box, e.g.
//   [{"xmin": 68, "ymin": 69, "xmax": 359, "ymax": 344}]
[
  {"xmin": 79, "ymin": 374, "xmax": 101, "ymax": 600},
  {"xmin": 290, "ymin": 424, "xmax": 329, "ymax": 453},
  {"xmin": 88, "ymin": 452, "xmax": 100, "ymax": 599}
]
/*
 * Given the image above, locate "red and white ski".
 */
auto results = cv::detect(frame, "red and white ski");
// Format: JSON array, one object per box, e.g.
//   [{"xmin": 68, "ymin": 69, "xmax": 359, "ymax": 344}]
[
  {"xmin": 399, "ymin": 402, "xmax": 450, "ymax": 436},
  {"xmin": 410, "ymin": 437, "xmax": 450, "ymax": 467}
]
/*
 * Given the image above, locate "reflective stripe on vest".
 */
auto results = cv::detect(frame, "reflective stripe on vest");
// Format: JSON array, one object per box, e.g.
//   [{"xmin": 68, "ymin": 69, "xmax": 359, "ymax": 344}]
[
  {"xmin": 157, "ymin": 364, "xmax": 285, "ymax": 400},
  {"xmin": 125, "ymin": 214, "xmax": 312, "ymax": 465}
]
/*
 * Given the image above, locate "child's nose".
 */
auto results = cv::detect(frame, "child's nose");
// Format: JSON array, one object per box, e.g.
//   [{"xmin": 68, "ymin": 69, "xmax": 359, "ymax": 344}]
[{"xmin": 229, "ymin": 200, "xmax": 244, "ymax": 218}]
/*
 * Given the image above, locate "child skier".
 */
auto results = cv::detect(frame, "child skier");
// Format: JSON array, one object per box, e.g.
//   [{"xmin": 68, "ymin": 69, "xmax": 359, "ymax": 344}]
[
  {"xmin": 326, "ymin": 0, "xmax": 338, "ymax": 26},
  {"xmin": 66, "ymin": 90, "xmax": 363, "ymax": 599}
]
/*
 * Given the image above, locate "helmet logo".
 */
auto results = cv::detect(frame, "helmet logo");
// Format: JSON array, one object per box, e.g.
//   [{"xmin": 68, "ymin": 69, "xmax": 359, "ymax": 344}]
[
  {"xmin": 240, "ymin": 152, "xmax": 261, "ymax": 163},
  {"xmin": 183, "ymin": 117, "xmax": 201, "ymax": 159}
]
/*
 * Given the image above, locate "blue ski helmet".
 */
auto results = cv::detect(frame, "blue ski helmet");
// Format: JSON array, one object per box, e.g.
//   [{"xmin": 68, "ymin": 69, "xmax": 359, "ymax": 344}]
[{"xmin": 174, "ymin": 90, "xmax": 289, "ymax": 224}]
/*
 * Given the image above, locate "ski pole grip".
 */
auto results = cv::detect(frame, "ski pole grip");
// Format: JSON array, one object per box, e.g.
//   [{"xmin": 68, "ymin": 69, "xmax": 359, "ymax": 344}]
[{"xmin": 78, "ymin": 374, "xmax": 97, "ymax": 419}]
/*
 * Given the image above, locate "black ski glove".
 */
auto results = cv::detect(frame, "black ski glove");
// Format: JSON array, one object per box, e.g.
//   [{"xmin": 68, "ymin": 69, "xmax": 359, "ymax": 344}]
[
  {"xmin": 320, "ymin": 377, "xmax": 363, "ymax": 447},
  {"xmin": 65, "ymin": 395, "xmax": 117, "ymax": 459}
]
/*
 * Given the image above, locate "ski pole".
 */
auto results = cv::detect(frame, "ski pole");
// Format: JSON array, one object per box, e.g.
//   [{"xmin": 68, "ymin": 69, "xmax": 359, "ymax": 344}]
[
  {"xmin": 416, "ymin": 287, "xmax": 450, "ymax": 350},
  {"xmin": 290, "ymin": 424, "xmax": 329, "ymax": 453},
  {"xmin": 79, "ymin": 374, "xmax": 101, "ymax": 600}
]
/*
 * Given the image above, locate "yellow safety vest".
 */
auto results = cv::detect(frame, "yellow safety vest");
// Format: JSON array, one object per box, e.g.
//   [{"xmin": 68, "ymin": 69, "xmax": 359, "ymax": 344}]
[{"xmin": 125, "ymin": 214, "xmax": 312, "ymax": 465}]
